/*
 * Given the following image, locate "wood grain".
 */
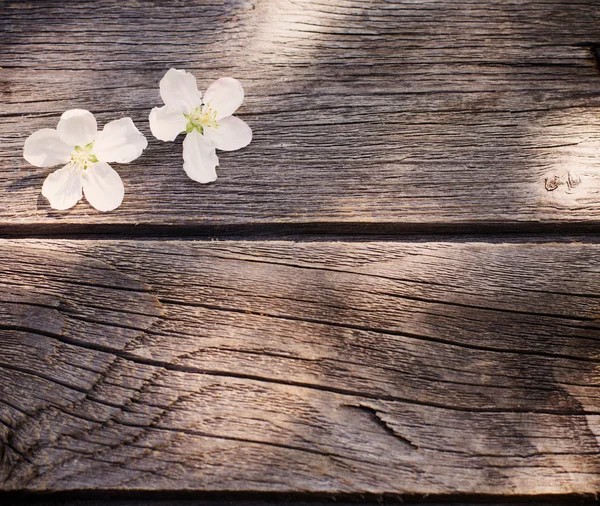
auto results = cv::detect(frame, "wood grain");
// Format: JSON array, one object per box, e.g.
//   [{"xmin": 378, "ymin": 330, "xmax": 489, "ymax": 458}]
[
  {"xmin": 3, "ymin": 0, "xmax": 600, "ymax": 231},
  {"xmin": 2, "ymin": 239, "xmax": 600, "ymax": 494}
]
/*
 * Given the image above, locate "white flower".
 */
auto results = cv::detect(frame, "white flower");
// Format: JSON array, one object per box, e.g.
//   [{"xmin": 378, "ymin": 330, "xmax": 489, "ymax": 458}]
[
  {"xmin": 149, "ymin": 68, "xmax": 252, "ymax": 184},
  {"xmin": 23, "ymin": 109, "xmax": 147, "ymax": 211}
]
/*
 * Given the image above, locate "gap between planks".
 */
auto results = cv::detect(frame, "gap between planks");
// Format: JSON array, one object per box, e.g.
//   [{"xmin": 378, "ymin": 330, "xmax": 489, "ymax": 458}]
[
  {"xmin": 4, "ymin": 222, "xmax": 600, "ymax": 243},
  {"xmin": 0, "ymin": 491, "xmax": 599, "ymax": 506}
]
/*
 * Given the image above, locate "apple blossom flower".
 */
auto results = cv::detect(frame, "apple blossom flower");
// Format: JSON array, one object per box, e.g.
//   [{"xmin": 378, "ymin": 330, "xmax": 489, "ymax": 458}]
[
  {"xmin": 23, "ymin": 109, "xmax": 147, "ymax": 211},
  {"xmin": 149, "ymin": 68, "xmax": 252, "ymax": 184}
]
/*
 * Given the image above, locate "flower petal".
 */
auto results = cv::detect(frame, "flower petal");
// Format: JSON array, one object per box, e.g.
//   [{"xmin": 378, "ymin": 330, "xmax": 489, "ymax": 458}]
[
  {"xmin": 57, "ymin": 109, "xmax": 97, "ymax": 147},
  {"xmin": 182, "ymin": 130, "xmax": 219, "ymax": 184},
  {"xmin": 82, "ymin": 162, "xmax": 124, "ymax": 212},
  {"xmin": 203, "ymin": 77, "xmax": 244, "ymax": 120},
  {"xmin": 41, "ymin": 165, "xmax": 83, "ymax": 210},
  {"xmin": 149, "ymin": 106, "xmax": 188, "ymax": 142},
  {"xmin": 94, "ymin": 117, "xmax": 148, "ymax": 163},
  {"xmin": 23, "ymin": 128, "xmax": 73, "ymax": 168},
  {"xmin": 204, "ymin": 116, "xmax": 252, "ymax": 151},
  {"xmin": 160, "ymin": 68, "xmax": 203, "ymax": 114}
]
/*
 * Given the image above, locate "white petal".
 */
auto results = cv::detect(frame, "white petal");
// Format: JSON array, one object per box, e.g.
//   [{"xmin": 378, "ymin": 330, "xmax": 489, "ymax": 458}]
[
  {"xmin": 82, "ymin": 162, "xmax": 124, "ymax": 212},
  {"xmin": 204, "ymin": 116, "xmax": 252, "ymax": 152},
  {"xmin": 182, "ymin": 130, "xmax": 219, "ymax": 184},
  {"xmin": 203, "ymin": 77, "xmax": 244, "ymax": 120},
  {"xmin": 160, "ymin": 68, "xmax": 202, "ymax": 114},
  {"xmin": 41, "ymin": 165, "xmax": 83, "ymax": 210},
  {"xmin": 57, "ymin": 109, "xmax": 97, "ymax": 147},
  {"xmin": 94, "ymin": 117, "xmax": 148, "ymax": 163},
  {"xmin": 149, "ymin": 106, "xmax": 187, "ymax": 142},
  {"xmin": 23, "ymin": 128, "xmax": 72, "ymax": 168}
]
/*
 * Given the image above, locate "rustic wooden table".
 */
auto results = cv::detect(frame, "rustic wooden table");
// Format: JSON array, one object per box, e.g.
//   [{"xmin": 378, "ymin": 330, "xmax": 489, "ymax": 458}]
[{"xmin": 2, "ymin": 0, "xmax": 600, "ymax": 504}]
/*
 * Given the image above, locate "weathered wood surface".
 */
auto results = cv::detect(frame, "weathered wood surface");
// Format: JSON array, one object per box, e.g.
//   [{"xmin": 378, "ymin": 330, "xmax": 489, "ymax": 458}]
[
  {"xmin": 3, "ymin": 0, "xmax": 600, "ymax": 230},
  {"xmin": 4, "ymin": 0, "xmax": 600, "ymax": 501},
  {"xmin": 2, "ymin": 239, "xmax": 600, "ymax": 494}
]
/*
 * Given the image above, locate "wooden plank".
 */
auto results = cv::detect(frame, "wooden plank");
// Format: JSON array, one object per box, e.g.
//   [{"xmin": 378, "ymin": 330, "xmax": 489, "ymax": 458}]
[
  {"xmin": 2, "ymin": 239, "xmax": 600, "ymax": 494},
  {"xmin": 3, "ymin": 0, "xmax": 600, "ymax": 230}
]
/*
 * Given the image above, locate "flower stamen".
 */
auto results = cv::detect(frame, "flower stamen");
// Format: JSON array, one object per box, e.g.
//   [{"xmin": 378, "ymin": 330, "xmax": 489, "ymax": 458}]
[
  {"xmin": 184, "ymin": 105, "xmax": 219, "ymax": 134},
  {"xmin": 69, "ymin": 142, "xmax": 98, "ymax": 172}
]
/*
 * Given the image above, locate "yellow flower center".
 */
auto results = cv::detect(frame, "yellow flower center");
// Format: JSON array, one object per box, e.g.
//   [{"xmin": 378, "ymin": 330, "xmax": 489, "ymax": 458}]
[
  {"xmin": 69, "ymin": 143, "xmax": 98, "ymax": 172},
  {"xmin": 185, "ymin": 105, "xmax": 219, "ymax": 134}
]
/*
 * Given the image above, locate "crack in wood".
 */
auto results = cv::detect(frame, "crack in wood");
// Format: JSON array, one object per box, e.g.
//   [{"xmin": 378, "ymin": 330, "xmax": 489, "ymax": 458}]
[
  {"xmin": 2, "ymin": 320, "xmax": 599, "ymax": 416},
  {"xmin": 341, "ymin": 404, "xmax": 418, "ymax": 450}
]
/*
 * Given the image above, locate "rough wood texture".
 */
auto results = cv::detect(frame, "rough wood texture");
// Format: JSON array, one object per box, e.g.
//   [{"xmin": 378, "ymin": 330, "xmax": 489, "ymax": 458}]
[
  {"xmin": 4, "ymin": 0, "xmax": 600, "ymax": 501},
  {"xmin": 2, "ymin": 239, "xmax": 600, "ymax": 494},
  {"xmin": 3, "ymin": 0, "xmax": 600, "ymax": 230}
]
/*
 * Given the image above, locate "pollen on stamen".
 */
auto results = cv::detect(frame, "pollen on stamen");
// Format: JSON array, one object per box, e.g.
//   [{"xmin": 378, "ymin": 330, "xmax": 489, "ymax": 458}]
[
  {"xmin": 185, "ymin": 105, "xmax": 220, "ymax": 134},
  {"xmin": 69, "ymin": 144, "xmax": 98, "ymax": 172}
]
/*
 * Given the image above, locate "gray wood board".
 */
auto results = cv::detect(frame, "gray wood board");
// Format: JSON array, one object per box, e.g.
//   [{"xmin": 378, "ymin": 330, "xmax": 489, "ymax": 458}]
[
  {"xmin": 3, "ymin": 0, "xmax": 600, "ymax": 229},
  {"xmin": 2, "ymin": 239, "xmax": 600, "ymax": 493}
]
